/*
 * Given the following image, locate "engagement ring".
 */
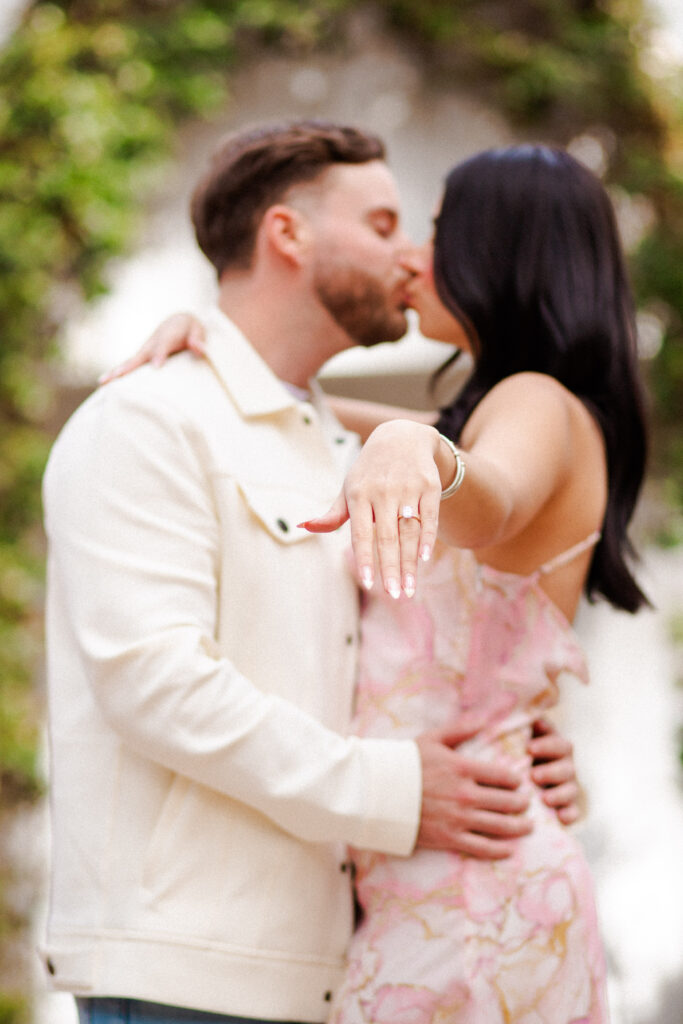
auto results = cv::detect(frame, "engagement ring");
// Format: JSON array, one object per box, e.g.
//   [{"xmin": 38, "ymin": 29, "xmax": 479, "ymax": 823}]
[{"xmin": 398, "ymin": 505, "xmax": 421, "ymax": 523}]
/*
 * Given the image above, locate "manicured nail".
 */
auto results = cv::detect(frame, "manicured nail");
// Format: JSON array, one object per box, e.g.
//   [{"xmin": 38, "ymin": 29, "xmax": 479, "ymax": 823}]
[
  {"xmin": 420, "ymin": 545, "xmax": 431, "ymax": 562},
  {"xmin": 403, "ymin": 574, "xmax": 415, "ymax": 598},
  {"xmin": 360, "ymin": 566, "xmax": 374, "ymax": 590},
  {"xmin": 386, "ymin": 578, "xmax": 400, "ymax": 600}
]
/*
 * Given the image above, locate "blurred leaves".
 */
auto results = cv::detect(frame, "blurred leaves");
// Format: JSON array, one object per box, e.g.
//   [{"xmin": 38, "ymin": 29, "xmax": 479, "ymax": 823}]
[
  {"xmin": 0, "ymin": 0, "xmax": 678, "ymax": 797},
  {"xmin": 385, "ymin": 0, "xmax": 662, "ymax": 133},
  {"xmin": 0, "ymin": 0, "xmax": 350, "ymax": 805},
  {"xmin": 0, "ymin": 0, "xmax": 680, "ymax": 975},
  {"xmin": 0, "ymin": 0, "xmax": 678, "ymax": 790},
  {"xmin": 0, "ymin": 2, "xmax": 680, "ymax": 1018},
  {"xmin": 0, "ymin": 3, "xmax": 328, "ymax": 853},
  {"xmin": 0, "ymin": 993, "xmax": 30, "ymax": 1024},
  {"xmin": 384, "ymin": 0, "xmax": 683, "ymax": 516}
]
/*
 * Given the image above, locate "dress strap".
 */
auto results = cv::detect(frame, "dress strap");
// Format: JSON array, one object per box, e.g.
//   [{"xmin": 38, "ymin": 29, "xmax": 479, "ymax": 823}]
[{"xmin": 536, "ymin": 530, "xmax": 601, "ymax": 578}]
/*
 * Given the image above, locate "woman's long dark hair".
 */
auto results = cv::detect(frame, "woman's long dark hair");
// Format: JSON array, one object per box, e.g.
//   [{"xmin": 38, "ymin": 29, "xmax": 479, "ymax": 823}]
[{"xmin": 433, "ymin": 145, "xmax": 649, "ymax": 613}]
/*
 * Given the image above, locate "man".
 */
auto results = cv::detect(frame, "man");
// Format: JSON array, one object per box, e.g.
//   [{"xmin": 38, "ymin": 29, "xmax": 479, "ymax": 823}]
[{"xmin": 41, "ymin": 121, "xmax": 575, "ymax": 1024}]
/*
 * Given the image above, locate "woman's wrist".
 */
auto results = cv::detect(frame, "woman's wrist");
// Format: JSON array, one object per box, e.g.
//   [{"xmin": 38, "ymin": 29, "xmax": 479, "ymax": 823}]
[
  {"xmin": 431, "ymin": 429, "xmax": 465, "ymax": 497},
  {"xmin": 437, "ymin": 433, "xmax": 466, "ymax": 500}
]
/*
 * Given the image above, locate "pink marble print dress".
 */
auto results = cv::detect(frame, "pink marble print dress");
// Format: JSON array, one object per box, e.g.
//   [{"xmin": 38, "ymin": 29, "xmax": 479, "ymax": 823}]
[{"xmin": 332, "ymin": 538, "xmax": 609, "ymax": 1024}]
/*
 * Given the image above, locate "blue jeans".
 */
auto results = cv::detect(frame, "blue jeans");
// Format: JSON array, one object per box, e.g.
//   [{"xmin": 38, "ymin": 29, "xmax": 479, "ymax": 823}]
[{"xmin": 76, "ymin": 997, "xmax": 315, "ymax": 1024}]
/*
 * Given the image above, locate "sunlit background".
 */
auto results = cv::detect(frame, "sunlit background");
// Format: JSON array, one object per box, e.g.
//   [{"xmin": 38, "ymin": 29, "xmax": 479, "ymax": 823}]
[{"xmin": 0, "ymin": 3, "xmax": 681, "ymax": 1024}]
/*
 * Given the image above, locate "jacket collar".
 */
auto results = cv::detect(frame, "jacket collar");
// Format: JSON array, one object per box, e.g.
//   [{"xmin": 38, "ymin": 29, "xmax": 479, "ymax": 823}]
[{"xmin": 203, "ymin": 307, "xmax": 302, "ymax": 418}]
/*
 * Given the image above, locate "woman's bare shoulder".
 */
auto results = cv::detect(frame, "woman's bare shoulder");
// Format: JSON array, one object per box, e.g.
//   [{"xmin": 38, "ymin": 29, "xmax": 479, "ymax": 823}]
[
  {"xmin": 489, "ymin": 371, "xmax": 573, "ymax": 402},
  {"xmin": 462, "ymin": 372, "xmax": 575, "ymax": 442}
]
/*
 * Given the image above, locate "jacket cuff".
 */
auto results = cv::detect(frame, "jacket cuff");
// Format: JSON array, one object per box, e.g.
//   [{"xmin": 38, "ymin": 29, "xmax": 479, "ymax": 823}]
[{"xmin": 352, "ymin": 738, "xmax": 422, "ymax": 857}]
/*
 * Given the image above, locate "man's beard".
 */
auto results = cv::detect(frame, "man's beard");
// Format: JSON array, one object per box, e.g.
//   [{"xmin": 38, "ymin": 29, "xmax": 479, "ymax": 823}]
[{"xmin": 313, "ymin": 263, "xmax": 408, "ymax": 348}]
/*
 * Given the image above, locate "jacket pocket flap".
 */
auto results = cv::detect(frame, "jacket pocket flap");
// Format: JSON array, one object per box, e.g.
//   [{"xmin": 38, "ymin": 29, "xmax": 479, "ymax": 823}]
[{"xmin": 235, "ymin": 479, "xmax": 323, "ymax": 545}]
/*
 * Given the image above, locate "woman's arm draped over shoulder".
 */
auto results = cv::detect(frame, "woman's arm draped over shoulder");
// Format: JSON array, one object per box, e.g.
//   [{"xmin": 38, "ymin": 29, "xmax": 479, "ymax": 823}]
[
  {"xmin": 98, "ymin": 313, "xmax": 208, "ymax": 384},
  {"xmin": 98, "ymin": 314, "xmax": 439, "ymax": 442},
  {"xmin": 326, "ymin": 395, "xmax": 437, "ymax": 442}
]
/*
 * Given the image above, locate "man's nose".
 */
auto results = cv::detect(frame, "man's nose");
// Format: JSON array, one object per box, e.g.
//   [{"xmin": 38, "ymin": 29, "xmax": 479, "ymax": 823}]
[{"xmin": 397, "ymin": 242, "xmax": 425, "ymax": 275}]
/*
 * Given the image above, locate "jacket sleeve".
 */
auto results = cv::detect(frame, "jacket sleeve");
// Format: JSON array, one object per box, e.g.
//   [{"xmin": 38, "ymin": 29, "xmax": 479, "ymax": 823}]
[{"xmin": 43, "ymin": 382, "xmax": 421, "ymax": 856}]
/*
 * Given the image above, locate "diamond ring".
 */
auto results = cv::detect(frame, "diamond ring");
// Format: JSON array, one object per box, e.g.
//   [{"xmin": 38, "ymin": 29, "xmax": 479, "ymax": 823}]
[{"xmin": 398, "ymin": 505, "xmax": 421, "ymax": 523}]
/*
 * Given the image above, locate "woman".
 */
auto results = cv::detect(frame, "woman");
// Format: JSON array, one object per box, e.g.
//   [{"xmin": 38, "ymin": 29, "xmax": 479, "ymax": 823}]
[
  {"xmin": 300, "ymin": 145, "xmax": 648, "ymax": 1023},
  {"xmin": 110, "ymin": 145, "xmax": 647, "ymax": 1021}
]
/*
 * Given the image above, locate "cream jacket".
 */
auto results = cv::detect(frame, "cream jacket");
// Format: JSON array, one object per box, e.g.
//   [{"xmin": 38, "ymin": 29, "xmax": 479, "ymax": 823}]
[{"xmin": 41, "ymin": 310, "xmax": 421, "ymax": 1023}]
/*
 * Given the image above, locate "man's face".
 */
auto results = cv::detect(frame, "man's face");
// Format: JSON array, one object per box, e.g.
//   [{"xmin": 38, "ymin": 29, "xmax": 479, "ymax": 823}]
[{"xmin": 305, "ymin": 161, "xmax": 412, "ymax": 348}]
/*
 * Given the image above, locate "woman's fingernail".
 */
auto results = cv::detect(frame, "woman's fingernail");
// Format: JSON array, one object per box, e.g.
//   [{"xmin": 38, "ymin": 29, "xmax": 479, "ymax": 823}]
[
  {"xmin": 360, "ymin": 566, "xmax": 374, "ymax": 590},
  {"xmin": 386, "ymin": 578, "xmax": 400, "ymax": 600},
  {"xmin": 403, "ymin": 574, "xmax": 415, "ymax": 598},
  {"xmin": 420, "ymin": 545, "xmax": 431, "ymax": 562}
]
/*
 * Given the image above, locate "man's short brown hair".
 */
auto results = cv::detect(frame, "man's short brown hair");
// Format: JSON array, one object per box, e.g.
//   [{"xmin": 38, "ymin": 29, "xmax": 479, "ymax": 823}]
[{"xmin": 190, "ymin": 120, "xmax": 386, "ymax": 276}]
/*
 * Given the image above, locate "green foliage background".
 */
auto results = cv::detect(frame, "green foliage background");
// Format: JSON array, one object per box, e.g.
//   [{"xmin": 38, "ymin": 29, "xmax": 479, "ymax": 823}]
[{"xmin": 0, "ymin": 1, "xmax": 681, "ymax": 1018}]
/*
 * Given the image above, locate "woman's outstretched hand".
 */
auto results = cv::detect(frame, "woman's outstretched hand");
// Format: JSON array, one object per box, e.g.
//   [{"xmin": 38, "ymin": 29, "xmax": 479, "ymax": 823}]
[
  {"xmin": 300, "ymin": 420, "xmax": 452, "ymax": 599},
  {"xmin": 98, "ymin": 313, "xmax": 207, "ymax": 384}
]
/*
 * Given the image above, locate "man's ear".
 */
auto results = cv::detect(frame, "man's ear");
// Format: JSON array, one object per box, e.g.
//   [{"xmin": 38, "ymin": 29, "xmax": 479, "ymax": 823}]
[{"xmin": 261, "ymin": 204, "xmax": 311, "ymax": 266}]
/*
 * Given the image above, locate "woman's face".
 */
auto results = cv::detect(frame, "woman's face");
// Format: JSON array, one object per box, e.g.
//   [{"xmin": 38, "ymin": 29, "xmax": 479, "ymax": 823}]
[{"xmin": 400, "ymin": 237, "xmax": 471, "ymax": 351}]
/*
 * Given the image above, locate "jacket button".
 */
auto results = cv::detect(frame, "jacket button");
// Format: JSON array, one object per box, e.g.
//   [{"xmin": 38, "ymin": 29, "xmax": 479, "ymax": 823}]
[
  {"xmin": 276, "ymin": 518, "xmax": 289, "ymax": 533},
  {"xmin": 303, "ymin": 415, "xmax": 312, "ymax": 425},
  {"xmin": 46, "ymin": 958, "xmax": 56, "ymax": 976},
  {"xmin": 345, "ymin": 634, "xmax": 354, "ymax": 645},
  {"xmin": 335, "ymin": 436, "xmax": 346, "ymax": 444},
  {"xmin": 324, "ymin": 991, "xmax": 333, "ymax": 1002}
]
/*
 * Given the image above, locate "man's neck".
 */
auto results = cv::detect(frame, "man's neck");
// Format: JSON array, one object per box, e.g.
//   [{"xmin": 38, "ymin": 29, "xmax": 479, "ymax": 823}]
[{"xmin": 216, "ymin": 275, "xmax": 350, "ymax": 389}]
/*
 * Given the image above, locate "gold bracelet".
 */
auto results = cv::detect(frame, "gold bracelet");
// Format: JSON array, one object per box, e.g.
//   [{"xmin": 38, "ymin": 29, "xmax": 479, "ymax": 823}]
[{"xmin": 438, "ymin": 433, "xmax": 466, "ymax": 501}]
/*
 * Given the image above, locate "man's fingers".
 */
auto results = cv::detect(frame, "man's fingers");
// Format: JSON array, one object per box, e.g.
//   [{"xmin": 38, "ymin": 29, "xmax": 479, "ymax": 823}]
[
  {"xmin": 417, "ymin": 805, "xmax": 531, "ymax": 854},
  {"xmin": 422, "ymin": 732, "xmax": 523, "ymax": 788},
  {"xmin": 528, "ymin": 721, "xmax": 581, "ymax": 826},
  {"xmin": 530, "ymin": 716, "xmax": 554, "ymax": 738},
  {"xmin": 427, "ymin": 714, "xmax": 488, "ymax": 750},
  {"xmin": 545, "ymin": 780, "xmax": 583, "ymax": 825},
  {"xmin": 539, "ymin": 779, "xmax": 580, "ymax": 809},
  {"xmin": 446, "ymin": 834, "xmax": 515, "ymax": 860},
  {"xmin": 528, "ymin": 732, "xmax": 573, "ymax": 762},
  {"xmin": 467, "ymin": 807, "xmax": 533, "ymax": 839},
  {"xmin": 417, "ymin": 819, "xmax": 516, "ymax": 858},
  {"xmin": 455, "ymin": 755, "xmax": 523, "ymax": 791},
  {"xmin": 557, "ymin": 804, "xmax": 581, "ymax": 826},
  {"xmin": 458, "ymin": 780, "xmax": 529, "ymax": 816},
  {"xmin": 530, "ymin": 756, "xmax": 573, "ymax": 788}
]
